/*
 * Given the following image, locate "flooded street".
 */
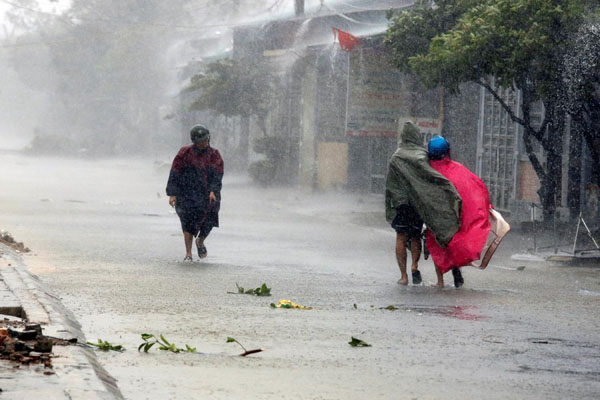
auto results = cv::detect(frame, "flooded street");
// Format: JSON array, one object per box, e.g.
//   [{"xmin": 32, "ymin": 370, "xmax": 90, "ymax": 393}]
[{"xmin": 1, "ymin": 152, "xmax": 599, "ymax": 399}]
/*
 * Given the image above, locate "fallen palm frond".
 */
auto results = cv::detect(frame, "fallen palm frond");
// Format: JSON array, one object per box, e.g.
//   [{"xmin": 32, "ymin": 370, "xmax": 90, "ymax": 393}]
[
  {"xmin": 228, "ymin": 283, "xmax": 272, "ymax": 296},
  {"xmin": 87, "ymin": 338, "xmax": 125, "ymax": 352},
  {"xmin": 138, "ymin": 333, "xmax": 196, "ymax": 354}
]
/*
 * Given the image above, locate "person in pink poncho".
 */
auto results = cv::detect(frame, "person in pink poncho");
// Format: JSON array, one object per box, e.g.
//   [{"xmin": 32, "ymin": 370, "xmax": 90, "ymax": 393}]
[{"xmin": 425, "ymin": 136, "xmax": 491, "ymax": 288}]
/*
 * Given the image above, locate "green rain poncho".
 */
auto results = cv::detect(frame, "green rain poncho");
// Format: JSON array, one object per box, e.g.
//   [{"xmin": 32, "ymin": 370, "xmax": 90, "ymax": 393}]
[{"xmin": 385, "ymin": 122, "xmax": 461, "ymax": 247}]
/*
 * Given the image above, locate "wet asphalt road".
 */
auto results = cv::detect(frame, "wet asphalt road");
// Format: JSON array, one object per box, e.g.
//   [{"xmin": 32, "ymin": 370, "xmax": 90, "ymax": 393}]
[{"xmin": 1, "ymin": 153, "xmax": 599, "ymax": 400}]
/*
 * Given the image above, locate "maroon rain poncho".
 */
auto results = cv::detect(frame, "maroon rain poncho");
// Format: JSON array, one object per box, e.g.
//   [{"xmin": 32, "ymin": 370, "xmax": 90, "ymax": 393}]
[{"xmin": 425, "ymin": 157, "xmax": 491, "ymax": 273}]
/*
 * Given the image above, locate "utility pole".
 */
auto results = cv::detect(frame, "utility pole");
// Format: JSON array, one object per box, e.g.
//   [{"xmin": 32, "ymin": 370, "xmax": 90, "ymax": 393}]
[{"xmin": 294, "ymin": 0, "xmax": 304, "ymax": 16}]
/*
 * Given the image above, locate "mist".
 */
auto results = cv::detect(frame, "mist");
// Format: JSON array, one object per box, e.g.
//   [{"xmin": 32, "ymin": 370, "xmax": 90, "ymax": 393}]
[
  {"xmin": 0, "ymin": 2, "xmax": 599, "ymax": 399},
  {"xmin": 0, "ymin": 0, "xmax": 293, "ymax": 157}
]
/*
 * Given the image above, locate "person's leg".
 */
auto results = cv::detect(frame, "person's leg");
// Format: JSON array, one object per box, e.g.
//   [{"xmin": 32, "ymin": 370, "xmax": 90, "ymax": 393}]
[
  {"xmin": 183, "ymin": 232, "xmax": 194, "ymax": 259},
  {"xmin": 195, "ymin": 220, "xmax": 214, "ymax": 259},
  {"xmin": 434, "ymin": 264, "xmax": 444, "ymax": 288},
  {"xmin": 176, "ymin": 206, "xmax": 194, "ymax": 261},
  {"xmin": 409, "ymin": 232, "xmax": 422, "ymax": 284},
  {"xmin": 452, "ymin": 267, "xmax": 464, "ymax": 288},
  {"xmin": 395, "ymin": 232, "xmax": 409, "ymax": 284},
  {"xmin": 409, "ymin": 232, "xmax": 421, "ymax": 272},
  {"xmin": 195, "ymin": 235, "xmax": 207, "ymax": 258}
]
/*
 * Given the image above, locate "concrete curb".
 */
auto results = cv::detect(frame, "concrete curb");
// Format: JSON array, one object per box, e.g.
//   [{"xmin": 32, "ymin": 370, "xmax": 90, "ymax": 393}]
[{"xmin": 0, "ymin": 244, "xmax": 124, "ymax": 400}]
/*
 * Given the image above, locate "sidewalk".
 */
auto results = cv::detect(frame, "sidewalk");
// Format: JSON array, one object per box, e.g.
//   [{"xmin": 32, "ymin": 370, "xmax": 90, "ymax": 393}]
[{"xmin": 0, "ymin": 243, "xmax": 123, "ymax": 400}]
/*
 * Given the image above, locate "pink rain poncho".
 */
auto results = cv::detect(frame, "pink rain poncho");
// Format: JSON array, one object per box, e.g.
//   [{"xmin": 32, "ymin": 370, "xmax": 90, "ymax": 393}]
[{"xmin": 425, "ymin": 157, "xmax": 491, "ymax": 273}]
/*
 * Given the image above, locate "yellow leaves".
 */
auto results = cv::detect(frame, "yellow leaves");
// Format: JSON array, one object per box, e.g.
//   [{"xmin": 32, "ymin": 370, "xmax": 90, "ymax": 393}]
[{"xmin": 270, "ymin": 299, "xmax": 313, "ymax": 310}]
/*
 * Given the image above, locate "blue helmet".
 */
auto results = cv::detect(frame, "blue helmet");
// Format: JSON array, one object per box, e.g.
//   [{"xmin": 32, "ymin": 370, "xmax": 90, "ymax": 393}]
[{"xmin": 428, "ymin": 135, "xmax": 450, "ymax": 159}]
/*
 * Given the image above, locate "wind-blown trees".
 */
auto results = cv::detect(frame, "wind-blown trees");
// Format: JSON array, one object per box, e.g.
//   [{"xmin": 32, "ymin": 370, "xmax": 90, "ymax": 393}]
[
  {"xmin": 386, "ymin": 0, "xmax": 595, "ymax": 220},
  {"xmin": 563, "ymin": 17, "xmax": 600, "ymax": 194},
  {"xmin": 5, "ymin": 0, "xmax": 191, "ymax": 154},
  {"xmin": 186, "ymin": 58, "xmax": 277, "ymax": 167}
]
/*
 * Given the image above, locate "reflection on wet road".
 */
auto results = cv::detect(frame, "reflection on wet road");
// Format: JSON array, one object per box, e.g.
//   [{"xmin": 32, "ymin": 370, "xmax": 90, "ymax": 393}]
[{"xmin": 0, "ymin": 154, "xmax": 598, "ymax": 400}]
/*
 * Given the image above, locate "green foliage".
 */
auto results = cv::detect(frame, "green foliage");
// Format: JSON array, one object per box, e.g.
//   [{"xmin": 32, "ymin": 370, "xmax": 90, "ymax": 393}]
[
  {"xmin": 226, "ymin": 337, "xmax": 247, "ymax": 352},
  {"xmin": 248, "ymin": 136, "xmax": 289, "ymax": 186},
  {"xmin": 410, "ymin": 0, "xmax": 584, "ymax": 95},
  {"xmin": 232, "ymin": 283, "xmax": 272, "ymax": 296},
  {"xmin": 137, "ymin": 333, "xmax": 196, "ymax": 354},
  {"xmin": 563, "ymin": 16, "xmax": 600, "ymax": 174},
  {"xmin": 252, "ymin": 136, "xmax": 287, "ymax": 161},
  {"xmin": 348, "ymin": 337, "xmax": 371, "ymax": 347},
  {"xmin": 87, "ymin": 339, "xmax": 125, "ymax": 352},
  {"xmin": 385, "ymin": 0, "xmax": 485, "ymax": 74},
  {"xmin": 248, "ymin": 160, "xmax": 276, "ymax": 186},
  {"xmin": 387, "ymin": 0, "xmax": 586, "ymax": 96},
  {"xmin": 226, "ymin": 337, "xmax": 264, "ymax": 357},
  {"xmin": 385, "ymin": 0, "xmax": 596, "ymax": 216},
  {"xmin": 5, "ymin": 0, "xmax": 193, "ymax": 155},
  {"xmin": 187, "ymin": 58, "xmax": 276, "ymax": 127}
]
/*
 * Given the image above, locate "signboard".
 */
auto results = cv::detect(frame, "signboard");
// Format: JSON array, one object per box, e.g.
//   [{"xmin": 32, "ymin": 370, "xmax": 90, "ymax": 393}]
[{"xmin": 346, "ymin": 49, "xmax": 405, "ymax": 137}]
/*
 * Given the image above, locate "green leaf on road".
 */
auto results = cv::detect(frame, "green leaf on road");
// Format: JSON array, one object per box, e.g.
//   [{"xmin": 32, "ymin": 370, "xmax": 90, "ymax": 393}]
[
  {"xmin": 87, "ymin": 339, "xmax": 125, "ymax": 352},
  {"xmin": 230, "ymin": 283, "xmax": 272, "ymax": 296},
  {"xmin": 349, "ymin": 337, "xmax": 371, "ymax": 347}
]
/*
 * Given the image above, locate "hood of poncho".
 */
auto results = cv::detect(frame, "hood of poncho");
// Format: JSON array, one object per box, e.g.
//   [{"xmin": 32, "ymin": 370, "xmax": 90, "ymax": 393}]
[{"xmin": 399, "ymin": 121, "xmax": 422, "ymax": 146}]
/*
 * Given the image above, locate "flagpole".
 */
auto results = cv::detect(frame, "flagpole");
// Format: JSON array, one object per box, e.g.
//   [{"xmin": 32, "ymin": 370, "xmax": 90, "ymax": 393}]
[{"xmin": 344, "ymin": 48, "xmax": 351, "ymax": 138}]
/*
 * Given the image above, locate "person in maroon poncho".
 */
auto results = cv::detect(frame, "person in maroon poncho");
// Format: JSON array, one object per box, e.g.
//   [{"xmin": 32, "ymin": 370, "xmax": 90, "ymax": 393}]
[
  {"xmin": 425, "ymin": 136, "xmax": 491, "ymax": 288},
  {"xmin": 166, "ymin": 125, "xmax": 224, "ymax": 262}
]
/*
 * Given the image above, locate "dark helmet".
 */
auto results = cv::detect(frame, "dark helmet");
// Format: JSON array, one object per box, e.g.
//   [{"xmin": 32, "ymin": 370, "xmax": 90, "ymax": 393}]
[
  {"xmin": 190, "ymin": 124, "xmax": 210, "ymax": 143},
  {"xmin": 428, "ymin": 135, "xmax": 450, "ymax": 160}
]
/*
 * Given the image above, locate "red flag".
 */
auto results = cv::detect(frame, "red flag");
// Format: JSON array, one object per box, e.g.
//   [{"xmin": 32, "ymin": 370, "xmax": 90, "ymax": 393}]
[{"xmin": 332, "ymin": 27, "xmax": 362, "ymax": 51}]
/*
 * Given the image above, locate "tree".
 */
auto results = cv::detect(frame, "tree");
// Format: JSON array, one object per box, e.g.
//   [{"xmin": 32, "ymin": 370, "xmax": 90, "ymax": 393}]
[
  {"xmin": 4, "ymin": 0, "xmax": 193, "ymax": 154},
  {"xmin": 186, "ymin": 58, "xmax": 277, "ymax": 166},
  {"xmin": 563, "ymin": 16, "xmax": 600, "ymax": 200},
  {"xmin": 386, "ymin": 0, "xmax": 593, "ymax": 221}
]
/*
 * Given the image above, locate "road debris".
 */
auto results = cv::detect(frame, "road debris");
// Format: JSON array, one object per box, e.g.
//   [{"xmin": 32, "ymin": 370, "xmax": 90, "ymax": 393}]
[
  {"xmin": 87, "ymin": 338, "xmax": 125, "ymax": 352},
  {"xmin": 270, "ymin": 299, "xmax": 313, "ymax": 309},
  {"xmin": 0, "ymin": 318, "xmax": 55, "ymax": 371},
  {"xmin": 229, "ymin": 283, "xmax": 272, "ymax": 296},
  {"xmin": 0, "ymin": 231, "xmax": 30, "ymax": 253},
  {"xmin": 226, "ymin": 337, "xmax": 264, "ymax": 357},
  {"xmin": 138, "ymin": 333, "xmax": 197, "ymax": 354},
  {"xmin": 348, "ymin": 337, "xmax": 371, "ymax": 347}
]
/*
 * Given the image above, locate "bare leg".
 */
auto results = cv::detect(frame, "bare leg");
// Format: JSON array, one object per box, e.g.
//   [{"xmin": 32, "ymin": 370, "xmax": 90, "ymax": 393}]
[
  {"xmin": 395, "ymin": 233, "xmax": 409, "ymax": 285},
  {"xmin": 183, "ymin": 232, "xmax": 194, "ymax": 258},
  {"xmin": 434, "ymin": 264, "xmax": 444, "ymax": 288},
  {"xmin": 409, "ymin": 233, "xmax": 421, "ymax": 272}
]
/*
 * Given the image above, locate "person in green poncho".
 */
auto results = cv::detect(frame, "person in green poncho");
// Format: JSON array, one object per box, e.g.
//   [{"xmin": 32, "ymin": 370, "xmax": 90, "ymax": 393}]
[{"xmin": 385, "ymin": 122, "xmax": 462, "ymax": 285}]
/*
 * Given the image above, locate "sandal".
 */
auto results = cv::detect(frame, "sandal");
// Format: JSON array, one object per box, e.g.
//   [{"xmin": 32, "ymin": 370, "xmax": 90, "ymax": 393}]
[
  {"xmin": 412, "ymin": 270, "xmax": 422, "ymax": 285},
  {"xmin": 196, "ymin": 238, "xmax": 207, "ymax": 259},
  {"xmin": 183, "ymin": 256, "xmax": 193, "ymax": 263}
]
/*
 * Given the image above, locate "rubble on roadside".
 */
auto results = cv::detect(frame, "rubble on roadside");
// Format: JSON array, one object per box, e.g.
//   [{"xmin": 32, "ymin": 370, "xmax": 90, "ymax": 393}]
[
  {"xmin": 0, "ymin": 231, "xmax": 30, "ymax": 253},
  {"xmin": 0, "ymin": 315, "xmax": 69, "ymax": 374}
]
